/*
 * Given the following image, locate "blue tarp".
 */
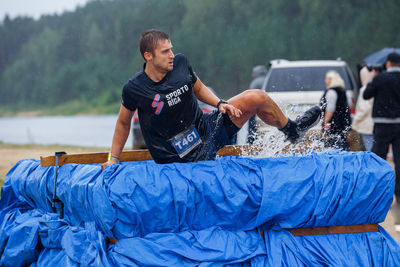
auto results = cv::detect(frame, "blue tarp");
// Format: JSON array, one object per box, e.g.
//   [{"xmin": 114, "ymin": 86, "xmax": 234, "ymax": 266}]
[{"xmin": 1, "ymin": 151, "xmax": 400, "ymax": 266}]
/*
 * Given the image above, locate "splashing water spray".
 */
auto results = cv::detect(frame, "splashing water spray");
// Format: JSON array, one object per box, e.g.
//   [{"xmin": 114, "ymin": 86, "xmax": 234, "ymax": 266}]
[{"xmin": 236, "ymin": 104, "xmax": 344, "ymax": 158}]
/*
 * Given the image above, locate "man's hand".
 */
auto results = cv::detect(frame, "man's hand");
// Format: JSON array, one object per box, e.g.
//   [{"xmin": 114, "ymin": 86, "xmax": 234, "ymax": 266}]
[
  {"xmin": 219, "ymin": 103, "xmax": 242, "ymax": 118},
  {"xmin": 322, "ymin": 122, "xmax": 331, "ymax": 132},
  {"xmin": 101, "ymin": 105, "xmax": 133, "ymax": 171},
  {"xmin": 101, "ymin": 159, "xmax": 118, "ymax": 170}
]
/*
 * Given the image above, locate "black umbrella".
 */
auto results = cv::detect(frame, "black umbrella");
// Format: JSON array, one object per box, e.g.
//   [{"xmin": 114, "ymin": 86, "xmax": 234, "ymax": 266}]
[{"xmin": 364, "ymin": 47, "xmax": 400, "ymax": 65}]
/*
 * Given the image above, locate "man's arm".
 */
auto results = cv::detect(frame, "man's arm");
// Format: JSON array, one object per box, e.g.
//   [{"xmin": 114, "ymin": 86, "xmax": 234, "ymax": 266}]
[
  {"xmin": 193, "ymin": 78, "xmax": 220, "ymax": 107},
  {"xmin": 363, "ymin": 81, "xmax": 376, "ymax": 100},
  {"xmin": 193, "ymin": 78, "xmax": 242, "ymax": 117},
  {"xmin": 363, "ymin": 72, "xmax": 379, "ymax": 100},
  {"xmin": 102, "ymin": 104, "xmax": 134, "ymax": 169}
]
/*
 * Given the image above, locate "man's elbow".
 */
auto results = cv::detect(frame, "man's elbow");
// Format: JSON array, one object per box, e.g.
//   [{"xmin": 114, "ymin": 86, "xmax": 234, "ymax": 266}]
[
  {"xmin": 120, "ymin": 120, "xmax": 132, "ymax": 131},
  {"xmin": 363, "ymin": 91, "xmax": 371, "ymax": 100},
  {"xmin": 116, "ymin": 117, "xmax": 132, "ymax": 132}
]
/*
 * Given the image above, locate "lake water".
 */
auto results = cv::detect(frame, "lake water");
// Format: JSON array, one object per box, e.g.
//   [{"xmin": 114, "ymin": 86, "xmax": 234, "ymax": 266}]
[{"xmin": 0, "ymin": 115, "xmax": 133, "ymax": 148}]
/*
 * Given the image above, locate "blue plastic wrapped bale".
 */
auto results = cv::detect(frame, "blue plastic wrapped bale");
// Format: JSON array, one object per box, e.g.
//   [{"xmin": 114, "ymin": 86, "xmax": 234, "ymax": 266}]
[
  {"xmin": 4, "ymin": 151, "xmax": 394, "ymax": 237},
  {"xmin": 0, "ymin": 151, "xmax": 399, "ymax": 266}
]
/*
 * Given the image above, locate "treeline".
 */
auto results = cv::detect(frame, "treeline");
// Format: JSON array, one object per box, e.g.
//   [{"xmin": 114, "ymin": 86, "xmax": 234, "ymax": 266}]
[{"xmin": 1, "ymin": 0, "xmax": 399, "ymax": 113}]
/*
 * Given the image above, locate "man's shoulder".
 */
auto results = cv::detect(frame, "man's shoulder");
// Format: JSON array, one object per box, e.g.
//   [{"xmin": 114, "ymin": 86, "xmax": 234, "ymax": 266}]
[
  {"xmin": 378, "ymin": 70, "xmax": 400, "ymax": 78},
  {"xmin": 131, "ymin": 70, "xmax": 146, "ymax": 83},
  {"xmin": 175, "ymin": 53, "xmax": 186, "ymax": 60},
  {"xmin": 373, "ymin": 71, "xmax": 399, "ymax": 84},
  {"xmin": 174, "ymin": 53, "xmax": 189, "ymax": 65},
  {"xmin": 124, "ymin": 71, "xmax": 145, "ymax": 89}
]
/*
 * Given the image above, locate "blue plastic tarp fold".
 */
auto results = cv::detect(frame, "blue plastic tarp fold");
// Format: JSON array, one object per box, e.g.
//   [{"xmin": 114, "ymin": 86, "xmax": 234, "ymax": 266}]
[
  {"xmin": 108, "ymin": 227, "xmax": 266, "ymax": 266},
  {"xmin": 0, "ymin": 151, "xmax": 399, "ymax": 266},
  {"xmin": 0, "ymin": 209, "xmax": 41, "ymax": 266}
]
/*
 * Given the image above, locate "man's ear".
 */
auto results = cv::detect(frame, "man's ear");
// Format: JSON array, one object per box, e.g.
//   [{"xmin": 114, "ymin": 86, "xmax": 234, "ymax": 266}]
[{"xmin": 144, "ymin": 51, "xmax": 153, "ymax": 62}]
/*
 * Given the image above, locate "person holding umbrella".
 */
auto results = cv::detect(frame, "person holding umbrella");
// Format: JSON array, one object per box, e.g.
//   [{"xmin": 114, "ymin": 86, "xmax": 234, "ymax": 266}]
[
  {"xmin": 363, "ymin": 52, "xmax": 400, "ymax": 217},
  {"xmin": 364, "ymin": 48, "xmax": 400, "ymax": 67}
]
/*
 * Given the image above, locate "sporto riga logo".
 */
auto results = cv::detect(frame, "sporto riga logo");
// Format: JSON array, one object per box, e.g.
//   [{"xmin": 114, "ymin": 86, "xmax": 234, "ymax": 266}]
[
  {"xmin": 166, "ymin": 84, "xmax": 189, "ymax": 107},
  {"xmin": 151, "ymin": 84, "xmax": 189, "ymax": 115},
  {"xmin": 152, "ymin": 94, "xmax": 164, "ymax": 115}
]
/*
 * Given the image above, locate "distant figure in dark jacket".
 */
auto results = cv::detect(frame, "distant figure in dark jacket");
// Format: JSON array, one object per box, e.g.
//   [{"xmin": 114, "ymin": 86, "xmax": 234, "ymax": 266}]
[
  {"xmin": 320, "ymin": 70, "xmax": 351, "ymax": 150},
  {"xmin": 249, "ymin": 65, "xmax": 267, "ymax": 89},
  {"xmin": 364, "ymin": 52, "xmax": 400, "ymax": 207}
]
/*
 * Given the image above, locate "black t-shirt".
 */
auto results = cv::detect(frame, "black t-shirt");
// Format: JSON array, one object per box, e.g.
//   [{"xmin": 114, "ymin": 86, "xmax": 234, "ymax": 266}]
[{"xmin": 122, "ymin": 54, "xmax": 208, "ymax": 163}]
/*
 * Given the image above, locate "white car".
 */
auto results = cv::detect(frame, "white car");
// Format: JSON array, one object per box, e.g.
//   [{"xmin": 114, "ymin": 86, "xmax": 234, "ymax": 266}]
[{"xmin": 256, "ymin": 59, "xmax": 358, "ymax": 134}]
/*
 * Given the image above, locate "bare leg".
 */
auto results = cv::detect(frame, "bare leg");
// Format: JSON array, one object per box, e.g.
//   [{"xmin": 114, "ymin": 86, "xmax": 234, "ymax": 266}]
[
  {"xmin": 227, "ymin": 89, "xmax": 288, "ymax": 129},
  {"xmin": 227, "ymin": 89, "xmax": 321, "ymax": 143}
]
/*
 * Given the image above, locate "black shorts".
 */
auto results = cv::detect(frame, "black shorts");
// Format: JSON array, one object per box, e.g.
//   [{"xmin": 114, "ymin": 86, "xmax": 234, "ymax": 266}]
[{"xmin": 198, "ymin": 110, "xmax": 240, "ymax": 161}]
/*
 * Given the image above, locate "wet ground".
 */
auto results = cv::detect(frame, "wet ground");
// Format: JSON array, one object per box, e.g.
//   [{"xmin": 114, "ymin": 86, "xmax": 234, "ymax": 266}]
[{"xmin": 382, "ymin": 205, "xmax": 400, "ymax": 242}]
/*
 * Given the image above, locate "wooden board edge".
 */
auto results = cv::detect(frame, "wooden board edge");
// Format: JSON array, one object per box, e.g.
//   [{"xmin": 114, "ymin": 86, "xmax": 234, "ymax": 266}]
[{"xmin": 40, "ymin": 145, "xmax": 251, "ymax": 167}]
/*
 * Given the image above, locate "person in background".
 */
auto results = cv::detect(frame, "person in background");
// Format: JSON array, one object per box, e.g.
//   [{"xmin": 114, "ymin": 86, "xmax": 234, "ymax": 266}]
[
  {"xmin": 249, "ymin": 65, "xmax": 267, "ymax": 89},
  {"xmin": 320, "ymin": 70, "xmax": 351, "ymax": 150},
  {"xmin": 352, "ymin": 66, "xmax": 375, "ymax": 151},
  {"xmin": 363, "ymin": 52, "xmax": 400, "ymax": 212},
  {"xmin": 247, "ymin": 65, "xmax": 267, "ymax": 144}
]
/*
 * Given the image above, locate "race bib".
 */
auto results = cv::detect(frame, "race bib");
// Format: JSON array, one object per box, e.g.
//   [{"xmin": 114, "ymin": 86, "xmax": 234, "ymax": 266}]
[{"xmin": 170, "ymin": 127, "xmax": 202, "ymax": 158}]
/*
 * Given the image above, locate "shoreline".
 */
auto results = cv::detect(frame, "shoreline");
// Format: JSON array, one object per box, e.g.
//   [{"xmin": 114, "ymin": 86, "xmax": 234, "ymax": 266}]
[
  {"xmin": 1, "ymin": 110, "xmax": 43, "ymax": 118},
  {"xmin": 0, "ymin": 110, "xmax": 112, "ymax": 118},
  {"xmin": 0, "ymin": 101, "xmax": 121, "ymax": 118}
]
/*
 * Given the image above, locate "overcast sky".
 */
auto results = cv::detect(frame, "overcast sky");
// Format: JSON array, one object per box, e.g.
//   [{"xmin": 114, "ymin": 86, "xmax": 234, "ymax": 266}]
[{"xmin": 0, "ymin": 0, "xmax": 91, "ymax": 20}]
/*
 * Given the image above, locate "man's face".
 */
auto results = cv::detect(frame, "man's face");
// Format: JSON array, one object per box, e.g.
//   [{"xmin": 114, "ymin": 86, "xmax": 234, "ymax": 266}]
[{"xmin": 150, "ymin": 39, "xmax": 175, "ymax": 73}]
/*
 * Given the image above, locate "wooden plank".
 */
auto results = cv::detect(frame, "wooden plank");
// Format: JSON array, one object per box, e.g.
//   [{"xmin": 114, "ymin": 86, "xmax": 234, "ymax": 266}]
[
  {"xmin": 39, "ymin": 138, "xmax": 326, "ymax": 167},
  {"xmin": 40, "ymin": 145, "xmax": 249, "ymax": 167},
  {"xmin": 108, "ymin": 224, "xmax": 379, "ymax": 244},
  {"xmin": 287, "ymin": 224, "xmax": 379, "ymax": 236},
  {"xmin": 216, "ymin": 144, "xmax": 263, "ymax": 156}
]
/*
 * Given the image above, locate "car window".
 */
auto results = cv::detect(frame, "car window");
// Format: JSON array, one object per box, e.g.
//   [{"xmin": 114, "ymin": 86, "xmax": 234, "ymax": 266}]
[{"xmin": 264, "ymin": 66, "xmax": 354, "ymax": 92}]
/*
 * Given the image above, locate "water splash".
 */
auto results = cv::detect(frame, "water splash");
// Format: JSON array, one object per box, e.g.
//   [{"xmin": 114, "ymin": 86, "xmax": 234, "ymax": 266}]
[
  {"xmin": 241, "ymin": 127, "xmax": 322, "ymax": 158},
  {"xmin": 238, "ymin": 102, "xmax": 351, "ymax": 158}
]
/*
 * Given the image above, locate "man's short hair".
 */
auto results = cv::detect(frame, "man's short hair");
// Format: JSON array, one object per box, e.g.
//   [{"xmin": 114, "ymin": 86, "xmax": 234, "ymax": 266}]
[
  {"xmin": 139, "ymin": 30, "xmax": 170, "ymax": 60},
  {"xmin": 387, "ymin": 52, "xmax": 400, "ymax": 64}
]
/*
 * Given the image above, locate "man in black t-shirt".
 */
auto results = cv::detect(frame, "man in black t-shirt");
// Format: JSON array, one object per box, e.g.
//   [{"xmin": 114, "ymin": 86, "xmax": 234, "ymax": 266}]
[{"xmin": 102, "ymin": 30, "xmax": 321, "ymax": 166}]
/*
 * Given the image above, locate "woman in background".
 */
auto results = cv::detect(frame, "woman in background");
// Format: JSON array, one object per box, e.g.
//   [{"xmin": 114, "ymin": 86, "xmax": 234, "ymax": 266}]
[{"xmin": 320, "ymin": 70, "xmax": 351, "ymax": 150}]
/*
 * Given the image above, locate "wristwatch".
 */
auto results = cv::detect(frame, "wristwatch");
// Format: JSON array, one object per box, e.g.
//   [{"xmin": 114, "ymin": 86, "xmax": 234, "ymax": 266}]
[{"xmin": 217, "ymin": 99, "xmax": 228, "ymax": 110}]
